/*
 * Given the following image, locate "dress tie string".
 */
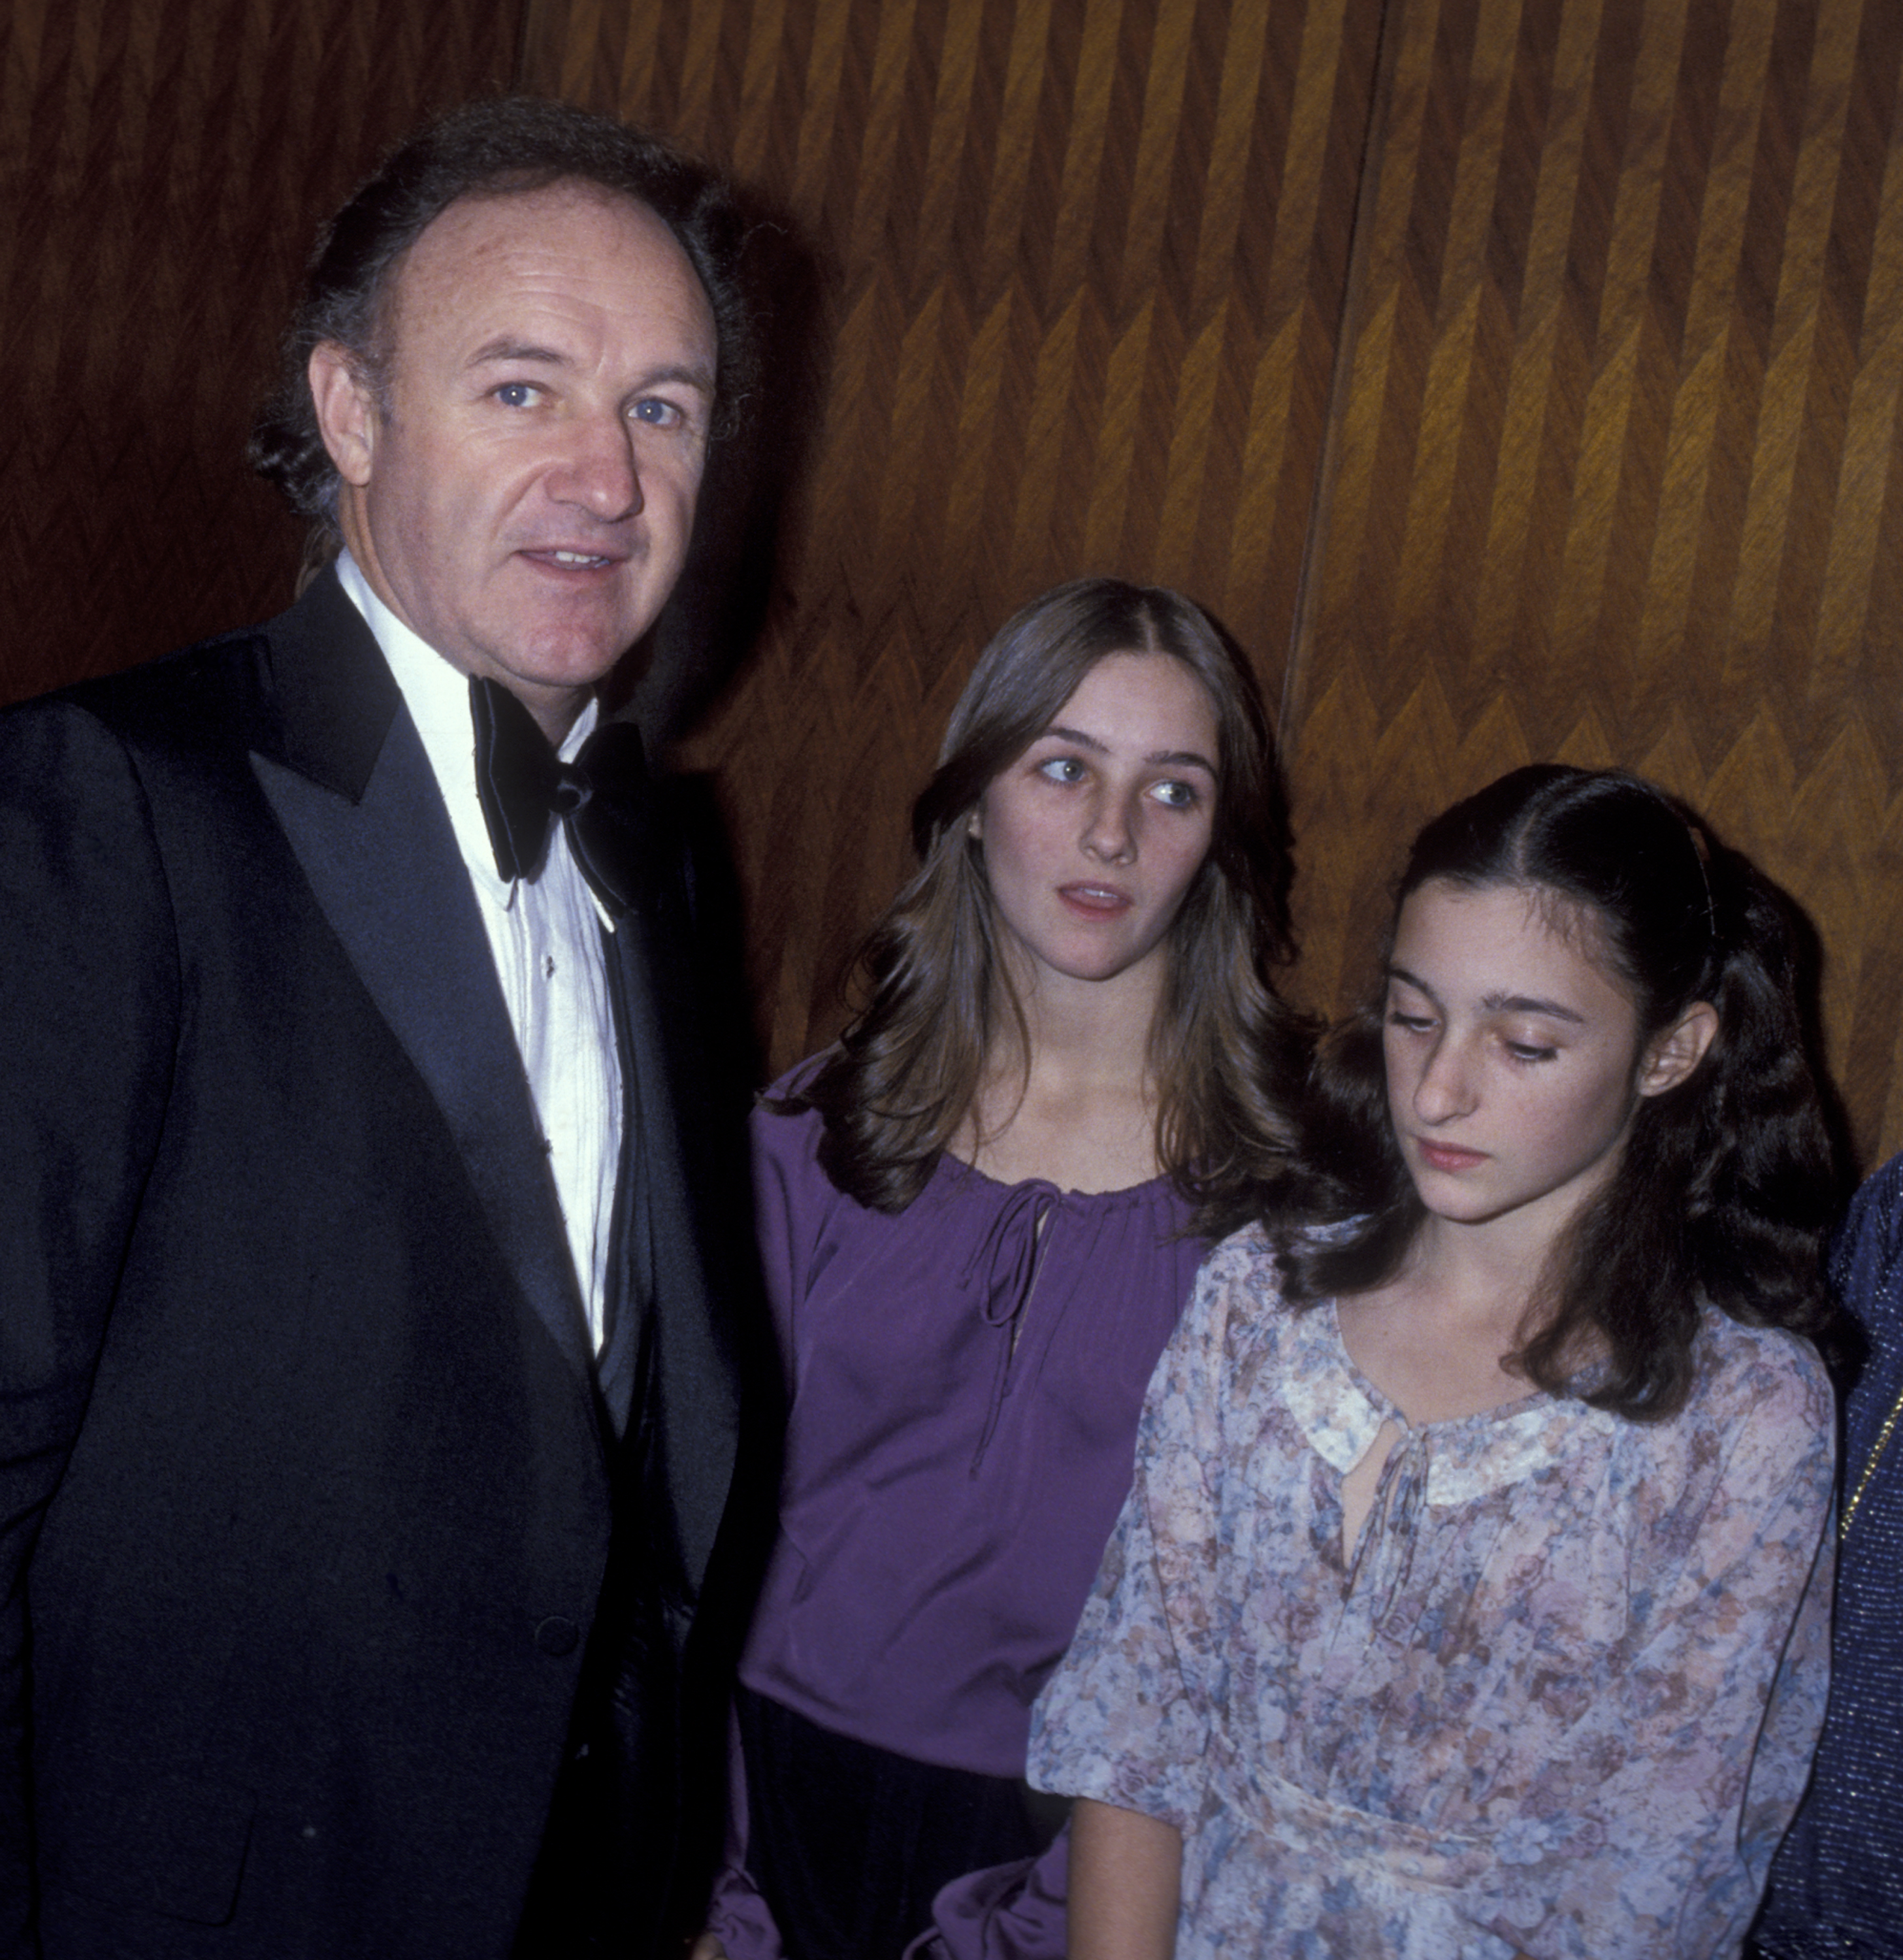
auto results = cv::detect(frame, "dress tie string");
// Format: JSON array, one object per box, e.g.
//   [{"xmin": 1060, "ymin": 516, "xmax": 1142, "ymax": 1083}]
[{"xmin": 962, "ymin": 1179, "xmax": 1060, "ymax": 1473}]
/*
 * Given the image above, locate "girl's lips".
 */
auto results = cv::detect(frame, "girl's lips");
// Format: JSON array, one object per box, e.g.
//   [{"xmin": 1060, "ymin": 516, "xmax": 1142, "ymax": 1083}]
[
  {"xmin": 1414, "ymin": 1138, "xmax": 1489, "ymax": 1172},
  {"xmin": 1057, "ymin": 883, "xmax": 1133, "ymax": 918}
]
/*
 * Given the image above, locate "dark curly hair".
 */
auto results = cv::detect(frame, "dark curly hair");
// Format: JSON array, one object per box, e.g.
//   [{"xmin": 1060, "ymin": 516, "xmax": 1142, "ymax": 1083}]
[
  {"xmin": 785, "ymin": 578, "xmax": 1314, "ymax": 1235},
  {"xmin": 249, "ymin": 94, "xmax": 757, "ymax": 534},
  {"xmin": 1282, "ymin": 764, "xmax": 1843, "ymax": 1422}
]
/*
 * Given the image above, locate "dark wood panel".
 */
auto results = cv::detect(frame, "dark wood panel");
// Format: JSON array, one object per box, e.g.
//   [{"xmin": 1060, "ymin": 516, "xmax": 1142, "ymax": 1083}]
[
  {"xmin": 522, "ymin": 0, "xmax": 1383, "ymax": 1075},
  {"xmin": 1280, "ymin": 0, "xmax": 1903, "ymax": 1165},
  {"xmin": 0, "ymin": 0, "xmax": 525, "ymax": 704}
]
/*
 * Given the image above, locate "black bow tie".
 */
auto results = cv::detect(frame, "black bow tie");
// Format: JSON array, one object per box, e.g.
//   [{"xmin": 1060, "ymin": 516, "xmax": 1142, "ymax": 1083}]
[{"xmin": 468, "ymin": 676, "xmax": 652, "ymax": 916}]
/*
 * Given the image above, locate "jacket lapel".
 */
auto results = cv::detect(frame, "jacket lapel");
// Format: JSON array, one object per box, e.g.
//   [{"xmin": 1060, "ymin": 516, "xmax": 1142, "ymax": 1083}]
[
  {"xmin": 248, "ymin": 571, "xmax": 599, "ymax": 1405},
  {"xmin": 601, "ymin": 861, "xmax": 743, "ymax": 1613}
]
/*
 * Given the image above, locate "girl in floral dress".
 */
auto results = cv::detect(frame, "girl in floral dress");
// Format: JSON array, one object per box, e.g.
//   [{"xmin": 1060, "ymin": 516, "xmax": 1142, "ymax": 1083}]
[{"xmin": 1031, "ymin": 765, "xmax": 1842, "ymax": 1959}]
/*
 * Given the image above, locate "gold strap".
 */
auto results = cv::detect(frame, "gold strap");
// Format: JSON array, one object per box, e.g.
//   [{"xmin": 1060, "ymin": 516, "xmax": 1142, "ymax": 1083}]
[{"xmin": 1841, "ymin": 1378, "xmax": 1903, "ymax": 1541}]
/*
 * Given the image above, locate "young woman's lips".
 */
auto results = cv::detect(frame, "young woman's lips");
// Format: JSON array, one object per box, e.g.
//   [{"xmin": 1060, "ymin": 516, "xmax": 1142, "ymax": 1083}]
[
  {"xmin": 1057, "ymin": 883, "xmax": 1133, "ymax": 919},
  {"xmin": 1414, "ymin": 1138, "xmax": 1488, "ymax": 1173}
]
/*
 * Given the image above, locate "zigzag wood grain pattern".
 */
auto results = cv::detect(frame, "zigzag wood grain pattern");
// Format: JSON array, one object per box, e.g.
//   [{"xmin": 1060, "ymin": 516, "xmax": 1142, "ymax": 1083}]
[
  {"xmin": 0, "ymin": 0, "xmax": 523, "ymax": 704},
  {"xmin": 522, "ymin": 0, "xmax": 1382, "ymax": 1075},
  {"xmin": 1281, "ymin": 0, "xmax": 1903, "ymax": 1163}
]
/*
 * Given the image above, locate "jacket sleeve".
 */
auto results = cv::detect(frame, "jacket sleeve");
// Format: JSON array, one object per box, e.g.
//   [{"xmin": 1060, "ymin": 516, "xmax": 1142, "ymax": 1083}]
[{"xmin": 0, "ymin": 700, "xmax": 178, "ymax": 1954}]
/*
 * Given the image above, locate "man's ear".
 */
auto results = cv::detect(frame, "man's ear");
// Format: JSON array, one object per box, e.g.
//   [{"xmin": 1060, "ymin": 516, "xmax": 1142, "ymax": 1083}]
[
  {"xmin": 308, "ymin": 342, "xmax": 379, "ymax": 488},
  {"xmin": 1637, "ymin": 1000, "xmax": 1719, "ymax": 1097}
]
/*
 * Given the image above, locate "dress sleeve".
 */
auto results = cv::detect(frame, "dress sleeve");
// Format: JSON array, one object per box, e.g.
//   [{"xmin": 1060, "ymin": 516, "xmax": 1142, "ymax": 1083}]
[
  {"xmin": 1478, "ymin": 1335, "xmax": 1836, "ymax": 1960},
  {"xmin": 747, "ymin": 1093, "xmax": 829, "ymax": 1388},
  {"xmin": 1025, "ymin": 1239, "xmax": 1250, "ymax": 1833}
]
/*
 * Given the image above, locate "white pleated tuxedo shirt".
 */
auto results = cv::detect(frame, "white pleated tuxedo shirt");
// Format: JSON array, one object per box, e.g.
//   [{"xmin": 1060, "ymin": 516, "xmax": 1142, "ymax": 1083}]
[{"xmin": 336, "ymin": 550, "xmax": 621, "ymax": 1352}]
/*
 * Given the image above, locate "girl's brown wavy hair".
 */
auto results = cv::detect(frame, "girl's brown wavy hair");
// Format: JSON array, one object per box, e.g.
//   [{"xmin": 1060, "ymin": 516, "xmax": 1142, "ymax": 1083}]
[{"xmin": 780, "ymin": 578, "xmax": 1312, "ymax": 1232}]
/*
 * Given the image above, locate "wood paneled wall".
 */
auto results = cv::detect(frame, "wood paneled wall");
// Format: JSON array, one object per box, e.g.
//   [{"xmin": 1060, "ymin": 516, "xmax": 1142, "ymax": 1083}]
[
  {"xmin": 0, "ymin": 0, "xmax": 523, "ymax": 700},
  {"xmin": 11, "ymin": 0, "xmax": 1901, "ymax": 1163},
  {"xmin": 521, "ymin": 0, "xmax": 1384, "ymax": 1071},
  {"xmin": 1283, "ymin": 0, "xmax": 1903, "ymax": 1165},
  {"xmin": 525, "ymin": 0, "xmax": 1903, "ymax": 1169}
]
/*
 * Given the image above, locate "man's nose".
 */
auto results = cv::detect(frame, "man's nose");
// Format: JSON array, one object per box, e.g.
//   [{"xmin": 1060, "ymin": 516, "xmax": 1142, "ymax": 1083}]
[{"xmin": 549, "ymin": 412, "xmax": 642, "ymax": 521}]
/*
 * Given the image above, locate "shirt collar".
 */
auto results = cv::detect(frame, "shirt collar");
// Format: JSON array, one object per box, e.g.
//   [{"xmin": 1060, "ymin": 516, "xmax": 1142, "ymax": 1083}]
[{"xmin": 334, "ymin": 550, "xmax": 600, "ymax": 910}]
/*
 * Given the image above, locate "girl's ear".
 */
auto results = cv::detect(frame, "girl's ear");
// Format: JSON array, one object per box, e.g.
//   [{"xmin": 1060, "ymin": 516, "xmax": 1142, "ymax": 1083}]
[{"xmin": 1637, "ymin": 1000, "xmax": 1719, "ymax": 1097}]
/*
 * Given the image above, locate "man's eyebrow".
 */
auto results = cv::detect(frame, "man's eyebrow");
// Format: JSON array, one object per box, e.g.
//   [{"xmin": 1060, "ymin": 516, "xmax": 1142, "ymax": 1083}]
[
  {"xmin": 465, "ymin": 344, "xmax": 716, "ymax": 397},
  {"xmin": 469, "ymin": 338, "xmax": 568, "ymax": 367},
  {"xmin": 632, "ymin": 361, "xmax": 717, "ymax": 397},
  {"xmin": 1039, "ymin": 724, "xmax": 1217, "ymax": 773}
]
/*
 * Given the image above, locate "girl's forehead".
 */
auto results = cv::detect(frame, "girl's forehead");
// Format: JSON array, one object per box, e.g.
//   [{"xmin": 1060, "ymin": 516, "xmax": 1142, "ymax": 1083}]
[{"xmin": 1394, "ymin": 880, "xmax": 1631, "ymax": 1008}]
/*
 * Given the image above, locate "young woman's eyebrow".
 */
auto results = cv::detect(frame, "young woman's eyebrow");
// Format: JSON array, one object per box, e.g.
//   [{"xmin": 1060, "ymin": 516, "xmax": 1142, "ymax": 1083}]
[
  {"xmin": 1037, "ymin": 724, "xmax": 1216, "ymax": 774},
  {"xmin": 1385, "ymin": 962, "xmax": 1439, "ymax": 1003},
  {"xmin": 1384, "ymin": 970, "xmax": 1583, "ymax": 1024},
  {"xmin": 1482, "ymin": 990, "xmax": 1586, "ymax": 1022}
]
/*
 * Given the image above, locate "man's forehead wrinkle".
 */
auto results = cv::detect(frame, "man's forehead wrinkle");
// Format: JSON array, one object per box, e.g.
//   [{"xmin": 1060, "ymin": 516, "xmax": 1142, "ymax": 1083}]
[{"xmin": 468, "ymin": 337, "xmax": 572, "ymax": 370}]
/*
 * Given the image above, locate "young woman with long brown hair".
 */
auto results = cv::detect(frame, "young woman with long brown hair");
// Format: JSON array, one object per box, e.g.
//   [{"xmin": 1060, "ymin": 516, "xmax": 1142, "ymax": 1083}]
[
  {"xmin": 1033, "ymin": 766, "xmax": 1840, "ymax": 1959},
  {"xmin": 702, "ymin": 578, "xmax": 1310, "ymax": 1960}
]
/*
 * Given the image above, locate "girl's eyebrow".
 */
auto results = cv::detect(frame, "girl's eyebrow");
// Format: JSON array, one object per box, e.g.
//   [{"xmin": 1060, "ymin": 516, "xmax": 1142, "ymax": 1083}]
[
  {"xmin": 1386, "ymin": 967, "xmax": 1586, "ymax": 1024},
  {"xmin": 1483, "ymin": 990, "xmax": 1585, "ymax": 1023},
  {"xmin": 1039, "ymin": 724, "xmax": 1217, "ymax": 774},
  {"xmin": 1386, "ymin": 962, "xmax": 1439, "ymax": 1005}
]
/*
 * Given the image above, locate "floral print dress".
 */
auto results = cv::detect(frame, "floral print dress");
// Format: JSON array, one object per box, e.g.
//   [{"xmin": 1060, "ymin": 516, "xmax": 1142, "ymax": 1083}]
[{"xmin": 1027, "ymin": 1228, "xmax": 1835, "ymax": 1959}]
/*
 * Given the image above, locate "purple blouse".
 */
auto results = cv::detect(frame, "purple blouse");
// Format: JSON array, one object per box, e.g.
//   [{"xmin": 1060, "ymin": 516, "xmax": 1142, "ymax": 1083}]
[{"xmin": 734, "ymin": 1085, "xmax": 1205, "ymax": 1778}]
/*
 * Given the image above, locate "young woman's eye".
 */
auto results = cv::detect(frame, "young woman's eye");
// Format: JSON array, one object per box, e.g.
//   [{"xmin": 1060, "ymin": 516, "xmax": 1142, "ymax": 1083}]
[
  {"xmin": 1505, "ymin": 1040, "xmax": 1558, "ymax": 1064},
  {"xmin": 1037, "ymin": 756, "xmax": 1086, "ymax": 785},
  {"xmin": 1386, "ymin": 1009, "xmax": 1434, "ymax": 1035},
  {"xmin": 1150, "ymin": 778, "xmax": 1199, "ymax": 810}
]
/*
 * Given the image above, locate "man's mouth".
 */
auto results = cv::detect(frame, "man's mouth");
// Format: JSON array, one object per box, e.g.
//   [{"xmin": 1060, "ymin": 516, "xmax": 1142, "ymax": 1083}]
[{"xmin": 522, "ymin": 547, "xmax": 620, "ymax": 570}]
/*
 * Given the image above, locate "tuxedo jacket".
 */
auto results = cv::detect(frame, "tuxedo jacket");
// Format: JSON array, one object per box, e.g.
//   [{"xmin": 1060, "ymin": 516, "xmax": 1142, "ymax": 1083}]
[{"xmin": 0, "ymin": 571, "xmax": 748, "ymax": 1957}]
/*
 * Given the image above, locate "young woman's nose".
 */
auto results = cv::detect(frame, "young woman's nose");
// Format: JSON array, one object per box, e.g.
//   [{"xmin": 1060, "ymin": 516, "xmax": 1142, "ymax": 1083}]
[
  {"xmin": 1081, "ymin": 789, "xmax": 1137, "ymax": 863},
  {"xmin": 1411, "ymin": 1035, "xmax": 1478, "ymax": 1122}
]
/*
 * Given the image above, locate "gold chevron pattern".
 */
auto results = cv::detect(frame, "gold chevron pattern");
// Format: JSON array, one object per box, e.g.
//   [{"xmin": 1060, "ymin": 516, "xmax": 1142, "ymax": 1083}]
[
  {"xmin": 0, "ymin": 0, "xmax": 523, "ymax": 699},
  {"xmin": 524, "ymin": 0, "xmax": 1383, "ymax": 1072},
  {"xmin": 1281, "ymin": 0, "xmax": 1903, "ymax": 1164},
  {"xmin": 10, "ymin": 0, "xmax": 1899, "ymax": 1166},
  {"xmin": 527, "ymin": 0, "xmax": 1903, "ymax": 1168}
]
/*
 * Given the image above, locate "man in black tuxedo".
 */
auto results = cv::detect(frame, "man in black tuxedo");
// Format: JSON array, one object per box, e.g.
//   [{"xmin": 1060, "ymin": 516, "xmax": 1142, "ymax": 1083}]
[{"xmin": 0, "ymin": 98, "xmax": 758, "ymax": 1959}]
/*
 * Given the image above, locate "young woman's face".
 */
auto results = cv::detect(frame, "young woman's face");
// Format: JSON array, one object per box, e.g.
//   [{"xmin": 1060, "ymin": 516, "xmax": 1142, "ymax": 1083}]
[
  {"xmin": 1382, "ymin": 879, "xmax": 1653, "ymax": 1235},
  {"xmin": 972, "ymin": 651, "xmax": 1220, "ymax": 996}
]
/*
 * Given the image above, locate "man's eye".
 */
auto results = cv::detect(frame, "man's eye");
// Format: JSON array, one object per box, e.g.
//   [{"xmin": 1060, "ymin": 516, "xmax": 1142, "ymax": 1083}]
[
  {"xmin": 494, "ymin": 382, "xmax": 541, "ymax": 409},
  {"xmin": 631, "ymin": 398, "xmax": 683, "ymax": 427}
]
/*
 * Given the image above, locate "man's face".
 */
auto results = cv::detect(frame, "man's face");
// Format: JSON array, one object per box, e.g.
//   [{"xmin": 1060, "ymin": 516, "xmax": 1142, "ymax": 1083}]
[{"xmin": 312, "ymin": 182, "xmax": 719, "ymax": 735}]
